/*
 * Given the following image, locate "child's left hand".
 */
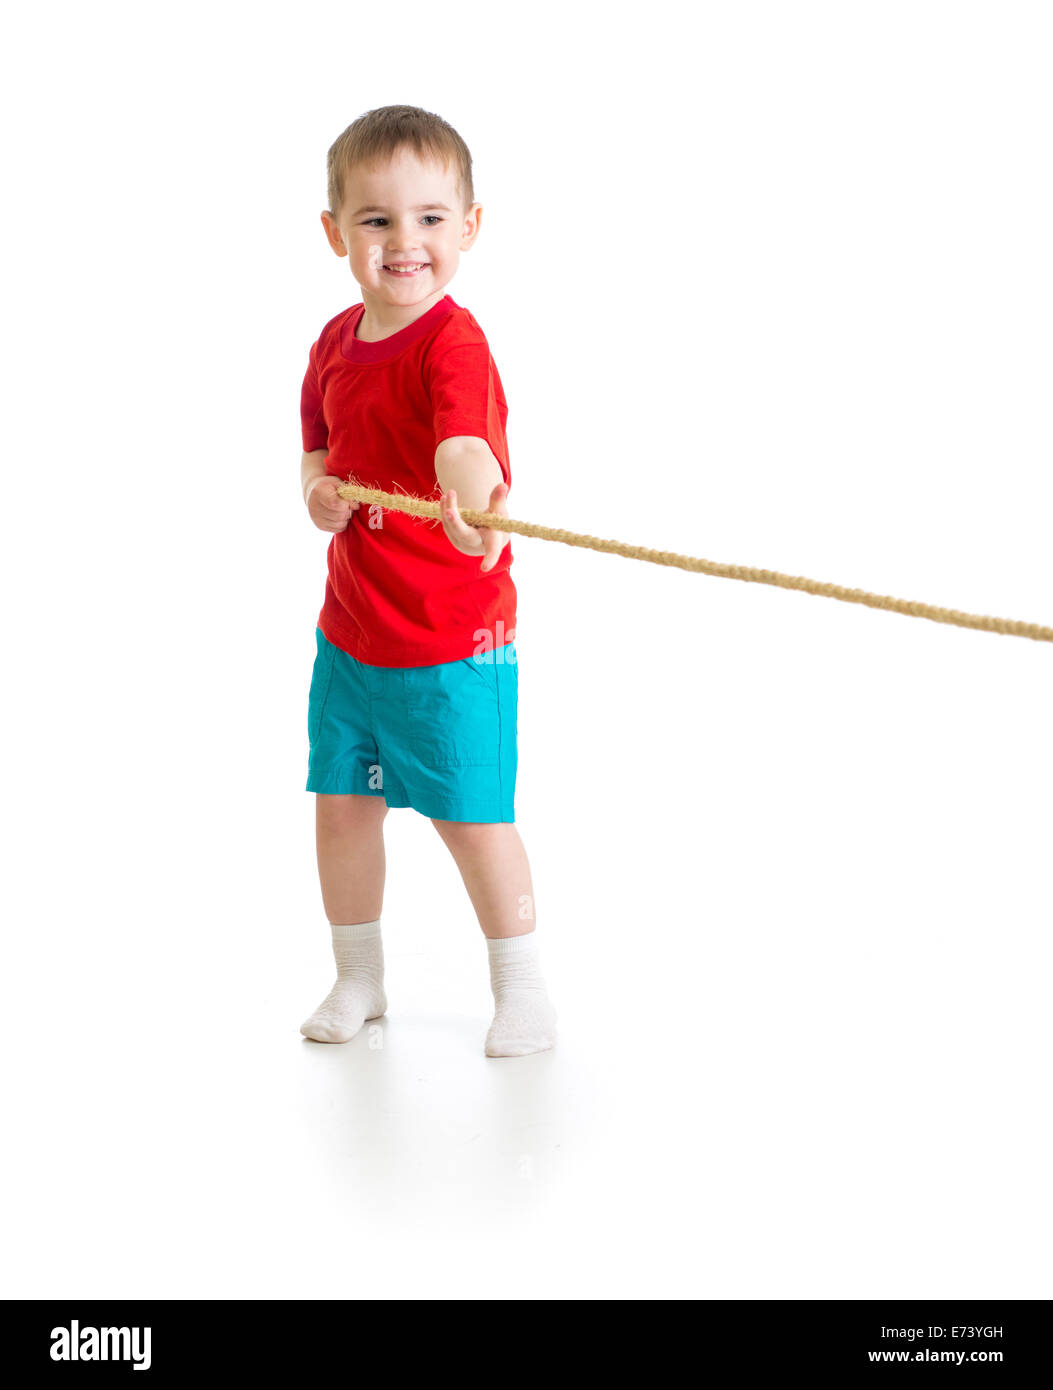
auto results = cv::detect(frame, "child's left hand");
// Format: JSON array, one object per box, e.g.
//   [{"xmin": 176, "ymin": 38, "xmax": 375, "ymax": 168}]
[{"xmin": 439, "ymin": 483, "xmax": 511, "ymax": 573}]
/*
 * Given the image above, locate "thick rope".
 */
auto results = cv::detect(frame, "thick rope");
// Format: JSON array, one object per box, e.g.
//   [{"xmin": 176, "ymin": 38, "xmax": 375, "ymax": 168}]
[{"xmin": 335, "ymin": 481, "xmax": 1053, "ymax": 646}]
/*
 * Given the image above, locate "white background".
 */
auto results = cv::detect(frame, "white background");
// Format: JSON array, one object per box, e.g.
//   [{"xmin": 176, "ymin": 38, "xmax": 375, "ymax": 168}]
[{"xmin": 2, "ymin": 0, "xmax": 1050, "ymax": 1299}]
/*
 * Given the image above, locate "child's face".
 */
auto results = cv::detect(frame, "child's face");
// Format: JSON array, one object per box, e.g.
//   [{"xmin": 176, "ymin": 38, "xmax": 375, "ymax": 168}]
[{"xmin": 322, "ymin": 147, "xmax": 480, "ymax": 305}]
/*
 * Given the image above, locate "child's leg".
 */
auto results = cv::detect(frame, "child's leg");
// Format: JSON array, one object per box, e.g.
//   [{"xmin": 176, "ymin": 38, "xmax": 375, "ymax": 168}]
[
  {"xmin": 316, "ymin": 792, "xmax": 388, "ymax": 923},
  {"xmin": 301, "ymin": 794, "xmax": 389, "ymax": 1043},
  {"xmin": 430, "ymin": 820, "xmax": 557, "ymax": 1057},
  {"xmin": 429, "ymin": 820, "xmax": 533, "ymax": 938}
]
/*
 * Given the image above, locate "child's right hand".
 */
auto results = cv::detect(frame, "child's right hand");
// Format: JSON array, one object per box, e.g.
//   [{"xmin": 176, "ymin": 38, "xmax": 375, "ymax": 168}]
[{"xmin": 306, "ymin": 476, "xmax": 360, "ymax": 533}]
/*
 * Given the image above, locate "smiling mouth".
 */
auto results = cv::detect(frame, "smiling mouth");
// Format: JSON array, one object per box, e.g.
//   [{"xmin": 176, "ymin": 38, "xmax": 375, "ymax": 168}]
[{"xmin": 382, "ymin": 263, "xmax": 430, "ymax": 276}]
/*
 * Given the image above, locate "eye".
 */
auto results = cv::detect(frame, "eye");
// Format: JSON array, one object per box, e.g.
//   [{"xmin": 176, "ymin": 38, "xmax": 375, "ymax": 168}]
[{"xmin": 361, "ymin": 215, "xmax": 443, "ymax": 227}]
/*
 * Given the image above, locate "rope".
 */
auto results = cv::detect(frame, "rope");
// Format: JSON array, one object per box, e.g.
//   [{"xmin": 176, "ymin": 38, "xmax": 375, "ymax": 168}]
[{"xmin": 335, "ymin": 481, "xmax": 1053, "ymax": 646}]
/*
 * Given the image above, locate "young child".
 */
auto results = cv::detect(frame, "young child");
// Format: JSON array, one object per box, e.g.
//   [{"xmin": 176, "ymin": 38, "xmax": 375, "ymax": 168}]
[{"xmin": 298, "ymin": 105, "xmax": 557, "ymax": 1059}]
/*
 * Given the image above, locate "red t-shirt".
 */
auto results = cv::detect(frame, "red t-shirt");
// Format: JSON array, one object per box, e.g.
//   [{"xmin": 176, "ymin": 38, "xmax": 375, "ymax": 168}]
[{"xmin": 300, "ymin": 293, "xmax": 516, "ymax": 667}]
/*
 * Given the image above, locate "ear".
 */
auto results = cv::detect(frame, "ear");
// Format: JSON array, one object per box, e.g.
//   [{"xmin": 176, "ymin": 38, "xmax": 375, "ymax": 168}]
[
  {"xmin": 460, "ymin": 203, "xmax": 482, "ymax": 252},
  {"xmin": 320, "ymin": 211, "xmax": 347, "ymax": 258}
]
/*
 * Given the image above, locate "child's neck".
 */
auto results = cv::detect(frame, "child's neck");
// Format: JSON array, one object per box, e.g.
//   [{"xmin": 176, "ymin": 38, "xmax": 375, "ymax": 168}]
[{"xmin": 356, "ymin": 288, "xmax": 447, "ymax": 342}]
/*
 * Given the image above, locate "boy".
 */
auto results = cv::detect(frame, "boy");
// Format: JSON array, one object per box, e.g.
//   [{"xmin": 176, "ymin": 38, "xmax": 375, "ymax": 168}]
[{"xmin": 298, "ymin": 106, "xmax": 557, "ymax": 1058}]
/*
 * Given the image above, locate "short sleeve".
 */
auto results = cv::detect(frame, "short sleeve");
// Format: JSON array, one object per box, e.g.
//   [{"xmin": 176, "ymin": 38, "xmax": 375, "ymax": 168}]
[
  {"xmin": 300, "ymin": 338, "xmax": 328, "ymax": 452},
  {"xmin": 426, "ymin": 340, "xmax": 495, "ymax": 449}
]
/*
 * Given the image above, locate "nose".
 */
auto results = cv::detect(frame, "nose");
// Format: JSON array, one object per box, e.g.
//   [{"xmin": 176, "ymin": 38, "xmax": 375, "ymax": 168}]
[{"xmin": 386, "ymin": 215, "xmax": 426, "ymax": 249}]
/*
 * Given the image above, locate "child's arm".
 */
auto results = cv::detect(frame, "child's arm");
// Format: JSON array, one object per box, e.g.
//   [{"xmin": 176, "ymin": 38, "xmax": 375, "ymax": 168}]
[
  {"xmin": 302, "ymin": 449, "xmax": 359, "ymax": 532},
  {"xmin": 435, "ymin": 436, "xmax": 510, "ymax": 572},
  {"xmin": 302, "ymin": 448, "xmax": 330, "ymax": 502}
]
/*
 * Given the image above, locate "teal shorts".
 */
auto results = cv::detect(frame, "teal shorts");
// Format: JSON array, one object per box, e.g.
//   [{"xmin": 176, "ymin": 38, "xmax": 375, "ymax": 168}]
[{"xmin": 305, "ymin": 627, "xmax": 518, "ymax": 823}]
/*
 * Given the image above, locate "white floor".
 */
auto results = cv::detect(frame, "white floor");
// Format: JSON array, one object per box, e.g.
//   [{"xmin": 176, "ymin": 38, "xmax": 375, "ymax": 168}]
[{"xmin": 5, "ymin": 589, "xmax": 1052, "ymax": 1298}]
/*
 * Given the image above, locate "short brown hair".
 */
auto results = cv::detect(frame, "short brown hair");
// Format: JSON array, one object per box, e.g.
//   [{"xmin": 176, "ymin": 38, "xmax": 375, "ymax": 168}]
[{"xmin": 326, "ymin": 105, "xmax": 475, "ymax": 220}]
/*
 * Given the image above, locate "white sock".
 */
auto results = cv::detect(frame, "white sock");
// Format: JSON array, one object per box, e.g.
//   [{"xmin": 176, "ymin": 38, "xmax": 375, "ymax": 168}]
[
  {"xmin": 484, "ymin": 930, "xmax": 558, "ymax": 1058},
  {"xmin": 300, "ymin": 918, "xmax": 387, "ymax": 1043}
]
